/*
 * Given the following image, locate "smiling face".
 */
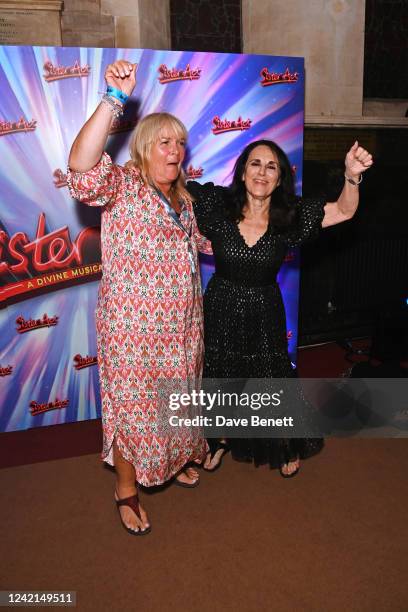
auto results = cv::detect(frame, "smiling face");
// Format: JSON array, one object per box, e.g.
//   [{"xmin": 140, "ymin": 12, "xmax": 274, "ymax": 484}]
[
  {"xmin": 242, "ymin": 145, "xmax": 281, "ymax": 201},
  {"xmin": 148, "ymin": 130, "xmax": 186, "ymax": 193}
]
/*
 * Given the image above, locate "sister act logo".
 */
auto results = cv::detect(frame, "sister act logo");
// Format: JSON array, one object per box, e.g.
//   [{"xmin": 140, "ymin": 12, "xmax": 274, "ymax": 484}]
[
  {"xmin": 260, "ymin": 67, "xmax": 299, "ymax": 87},
  {"xmin": 30, "ymin": 398, "xmax": 69, "ymax": 416},
  {"xmin": 43, "ymin": 60, "xmax": 90, "ymax": 82},
  {"xmin": 16, "ymin": 314, "xmax": 58, "ymax": 333},
  {"xmin": 0, "ymin": 117, "xmax": 37, "ymax": 137},
  {"xmin": 186, "ymin": 165, "xmax": 204, "ymax": 179},
  {"xmin": 0, "ymin": 213, "xmax": 101, "ymax": 305},
  {"xmin": 73, "ymin": 354, "xmax": 98, "ymax": 370},
  {"xmin": 158, "ymin": 64, "xmax": 201, "ymax": 84},
  {"xmin": 212, "ymin": 116, "xmax": 252, "ymax": 135},
  {"xmin": 53, "ymin": 169, "xmax": 68, "ymax": 188},
  {"xmin": 0, "ymin": 365, "xmax": 13, "ymax": 377}
]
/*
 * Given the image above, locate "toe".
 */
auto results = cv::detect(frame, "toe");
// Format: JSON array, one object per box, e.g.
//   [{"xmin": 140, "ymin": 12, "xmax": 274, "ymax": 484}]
[
  {"xmin": 176, "ymin": 468, "xmax": 199, "ymax": 485},
  {"xmin": 205, "ymin": 449, "xmax": 224, "ymax": 470},
  {"xmin": 119, "ymin": 506, "xmax": 141, "ymax": 532},
  {"xmin": 186, "ymin": 467, "xmax": 199, "ymax": 480},
  {"xmin": 116, "ymin": 491, "xmax": 149, "ymax": 532},
  {"xmin": 139, "ymin": 504, "xmax": 150, "ymax": 530}
]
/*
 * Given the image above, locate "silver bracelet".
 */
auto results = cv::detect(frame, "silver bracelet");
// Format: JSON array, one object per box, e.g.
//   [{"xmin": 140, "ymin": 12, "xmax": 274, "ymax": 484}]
[
  {"xmin": 101, "ymin": 94, "xmax": 124, "ymax": 118},
  {"xmin": 344, "ymin": 173, "xmax": 362, "ymax": 186}
]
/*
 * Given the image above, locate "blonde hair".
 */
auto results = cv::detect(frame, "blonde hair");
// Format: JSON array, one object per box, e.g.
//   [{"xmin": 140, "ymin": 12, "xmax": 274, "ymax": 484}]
[{"xmin": 128, "ymin": 112, "xmax": 190, "ymax": 201}]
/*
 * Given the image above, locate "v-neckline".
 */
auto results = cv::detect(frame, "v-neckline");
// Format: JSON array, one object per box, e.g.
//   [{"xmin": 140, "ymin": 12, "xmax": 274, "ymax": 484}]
[{"xmin": 235, "ymin": 221, "xmax": 268, "ymax": 249}]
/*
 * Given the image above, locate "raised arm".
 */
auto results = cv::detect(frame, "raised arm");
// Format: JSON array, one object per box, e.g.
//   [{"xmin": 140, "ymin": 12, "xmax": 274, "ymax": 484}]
[
  {"xmin": 322, "ymin": 141, "xmax": 373, "ymax": 228},
  {"xmin": 68, "ymin": 60, "xmax": 137, "ymax": 172}
]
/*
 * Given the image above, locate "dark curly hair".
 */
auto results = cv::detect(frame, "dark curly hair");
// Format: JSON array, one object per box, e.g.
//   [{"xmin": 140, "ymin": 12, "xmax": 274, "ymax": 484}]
[{"xmin": 225, "ymin": 139, "xmax": 298, "ymax": 230}]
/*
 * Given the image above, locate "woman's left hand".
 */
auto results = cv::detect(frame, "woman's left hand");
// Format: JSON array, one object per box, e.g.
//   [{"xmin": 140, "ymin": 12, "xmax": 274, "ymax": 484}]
[{"xmin": 345, "ymin": 141, "xmax": 373, "ymax": 180}]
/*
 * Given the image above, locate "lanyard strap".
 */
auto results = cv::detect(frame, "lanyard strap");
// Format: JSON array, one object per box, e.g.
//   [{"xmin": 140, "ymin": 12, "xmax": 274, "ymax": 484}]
[{"xmin": 156, "ymin": 189, "xmax": 196, "ymax": 275}]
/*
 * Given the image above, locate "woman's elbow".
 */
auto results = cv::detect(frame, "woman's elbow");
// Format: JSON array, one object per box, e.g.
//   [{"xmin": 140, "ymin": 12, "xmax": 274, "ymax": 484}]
[{"xmin": 68, "ymin": 149, "xmax": 97, "ymax": 173}]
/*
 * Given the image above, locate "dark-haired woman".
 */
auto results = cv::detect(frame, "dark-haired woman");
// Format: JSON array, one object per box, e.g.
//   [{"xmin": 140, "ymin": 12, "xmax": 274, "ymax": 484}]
[{"xmin": 188, "ymin": 139, "xmax": 373, "ymax": 475}]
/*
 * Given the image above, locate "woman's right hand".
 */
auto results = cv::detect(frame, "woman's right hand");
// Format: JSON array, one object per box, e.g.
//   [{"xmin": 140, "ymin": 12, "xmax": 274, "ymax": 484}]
[
  {"xmin": 68, "ymin": 60, "xmax": 137, "ymax": 172},
  {"xmin": 104, "ymin": 60, "xmax": 137, "ymax": 97}
]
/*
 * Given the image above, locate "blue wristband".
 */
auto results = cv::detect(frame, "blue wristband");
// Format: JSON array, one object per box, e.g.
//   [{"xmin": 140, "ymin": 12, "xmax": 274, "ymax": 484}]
[{"xmin": 106, "ymin": 85, "xmax": 129, "ymax": 104}]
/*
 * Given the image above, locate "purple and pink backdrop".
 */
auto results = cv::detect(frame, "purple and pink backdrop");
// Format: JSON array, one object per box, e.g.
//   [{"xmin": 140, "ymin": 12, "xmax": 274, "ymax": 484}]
[{"xmin": 0, "ymin": 46, "xmax": 304, "ymax": 432}]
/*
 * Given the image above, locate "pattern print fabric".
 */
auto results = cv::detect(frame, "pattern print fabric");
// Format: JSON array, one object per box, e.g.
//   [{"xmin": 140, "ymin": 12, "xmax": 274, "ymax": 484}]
[
  {"xmin": 67, "ymin": 154, "xmax": 212, "ymax": 486},
  {"xmin": 188, "ymin": 181, "xmax": 325, "ymax": 467}
]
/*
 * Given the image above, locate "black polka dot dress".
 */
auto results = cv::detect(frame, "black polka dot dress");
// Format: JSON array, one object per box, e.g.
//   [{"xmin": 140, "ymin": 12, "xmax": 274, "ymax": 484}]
[{"xmin": 188, "ymin": 181, "xmax": 325, "ymax": 468}]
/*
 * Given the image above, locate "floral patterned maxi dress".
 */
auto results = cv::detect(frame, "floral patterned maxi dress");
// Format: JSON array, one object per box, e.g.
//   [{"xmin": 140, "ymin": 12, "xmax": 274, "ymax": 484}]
[{"xmin": 68, "ymin": 153, "xmax": 211, "ymax": 486}]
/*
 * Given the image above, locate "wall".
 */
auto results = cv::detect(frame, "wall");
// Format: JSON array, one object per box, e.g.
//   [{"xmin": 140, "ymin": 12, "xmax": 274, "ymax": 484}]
[
  {"xmin": 0, "ymin": 0, "xmax": 171, "ymax": 49},
  {"xmin": 242, "ymin": 0, "xmax": 366, "ymax": 124},
  {"xmin": 0, "ymin": 0, "xmax": 63, "ymax": 46}
]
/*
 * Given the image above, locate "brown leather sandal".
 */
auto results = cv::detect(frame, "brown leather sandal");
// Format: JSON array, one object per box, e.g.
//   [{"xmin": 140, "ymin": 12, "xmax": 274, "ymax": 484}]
[{"xmin": 115, "ymin": 491, "xmax": 151, "ymax": 536}]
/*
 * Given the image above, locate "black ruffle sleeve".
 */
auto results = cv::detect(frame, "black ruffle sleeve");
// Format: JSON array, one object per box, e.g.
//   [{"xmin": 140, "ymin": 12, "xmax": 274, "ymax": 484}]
[
  {"xmin": 282, "ymin": 197, "xmax": 326, "ymax": 247},
  {"xmin": 187, "ymin": 181, "xmax": 228, "ymax": 239}
]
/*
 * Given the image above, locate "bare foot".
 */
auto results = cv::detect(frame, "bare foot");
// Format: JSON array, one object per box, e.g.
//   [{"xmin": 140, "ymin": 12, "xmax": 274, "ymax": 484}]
[
  {"xmin": 280, "ymin": 458, "xmax": 300, "ymax": 477},
  {"xmin": 204, "ymin": 440, "xmax": 229, "ymax": 471},
  {"xmin": 115, "ymin": 486, "xmax": 150, "ymax": 533},
  {"xmin": 175, "ymin": 466, "xmax": 199, "ymax": 486},
  {"xmin": 204, "ymin": 449, "xmax": 225, "ymax": 470}
]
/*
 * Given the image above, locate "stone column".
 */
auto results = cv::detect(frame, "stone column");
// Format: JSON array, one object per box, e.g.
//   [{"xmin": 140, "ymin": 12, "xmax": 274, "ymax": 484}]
[
  {"xmin": 62, "ymin": 1, "xmax": 114, "ymax": 48},
  {"xmin": 0, "ymin": 0, "xmax": 63, "ymax": 46},
  {"xmin": 0, "ymin": 0, "xmax": 170, "ymax": 51},
  {"xmin": 242, "ymin": 0, "xmax": 366, "ymax": 123},
  {"xmin": 101, "ymin": 0, "xmax": 170, "ymax": 49}
]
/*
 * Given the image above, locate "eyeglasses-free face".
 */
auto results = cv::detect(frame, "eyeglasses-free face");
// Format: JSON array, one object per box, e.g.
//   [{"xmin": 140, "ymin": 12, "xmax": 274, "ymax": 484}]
[
  {"xmin": 242, "ymin": 145, "xmax": 281, "ymax": 201},
  {"xmin": 148, "ymin": 131, "xmax": 186, "ymax": 193}
]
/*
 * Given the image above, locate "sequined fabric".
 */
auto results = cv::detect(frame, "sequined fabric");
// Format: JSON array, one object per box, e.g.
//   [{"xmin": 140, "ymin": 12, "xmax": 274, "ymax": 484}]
[{"xmin": 188, "ymin": 181, "xmax": 325, "ymax": 467}]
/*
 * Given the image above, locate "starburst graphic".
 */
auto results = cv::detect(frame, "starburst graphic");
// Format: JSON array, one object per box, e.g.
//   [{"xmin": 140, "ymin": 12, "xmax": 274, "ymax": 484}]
[{"xmin": 0, "ymin": 46, "xmax": 304, "ymax": 432}]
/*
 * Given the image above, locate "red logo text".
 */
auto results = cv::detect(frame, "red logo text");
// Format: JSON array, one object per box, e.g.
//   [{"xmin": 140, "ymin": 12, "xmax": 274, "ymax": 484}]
[
  {"xmin": 73, "ymin": 354, "xmax": 98, "ymax": 370},
  {"xmin": 0, "ymin": 213, "xmax": 99, "ymax": 277},
  {"xmin": 43, "ymin": 60, "xmax": 90, "ymax": 82},
  {"xmin": 53, "ymin": 169, "xmax": 68, "ymax": 188},
  {"xmin": 0, "ymin": 365, "xmax": 13, "ymax": 377},
  {"xmin": 260, "ymin": 67, "xmax": 299, "ymax": 87},
  {"xmin": 186, "ymin": 164, "xmax": 204, "ymax": 179},
  {"xmin": 16, "ymin": 314, "xmax": 59, "ymax": 333},
  {"xmin": 0, "ymin": 117, "xmax": 37, "ymax": 137},
  {"xmin": 212, "ymin": 116, "xmax": 252, "ymax": 135},
  {"xmin": 158, "ymin": 64, "xmax": 201, "ymax": 84},
  {"xmin": 30, "ymin": 398, "xmax": 69, "ymax": 416}
]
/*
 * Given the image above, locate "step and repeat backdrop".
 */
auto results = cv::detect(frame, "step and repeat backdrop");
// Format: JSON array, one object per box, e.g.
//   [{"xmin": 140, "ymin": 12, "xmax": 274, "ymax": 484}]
[{"xmin": 0, "ymin": 45, "xmax": 304, "ymax": 432}]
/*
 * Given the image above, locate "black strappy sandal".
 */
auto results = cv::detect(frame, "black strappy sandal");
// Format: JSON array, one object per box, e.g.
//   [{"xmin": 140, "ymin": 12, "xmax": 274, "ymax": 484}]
[{"xmin": 204, "ymin": 439, "xmax": 230, "ymax": 472}]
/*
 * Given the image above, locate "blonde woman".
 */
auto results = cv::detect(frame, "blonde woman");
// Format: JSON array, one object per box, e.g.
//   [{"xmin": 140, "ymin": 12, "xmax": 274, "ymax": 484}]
[{"xmin": 68, "ymin": 61, "xmax": 211, "ymax": 535}]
